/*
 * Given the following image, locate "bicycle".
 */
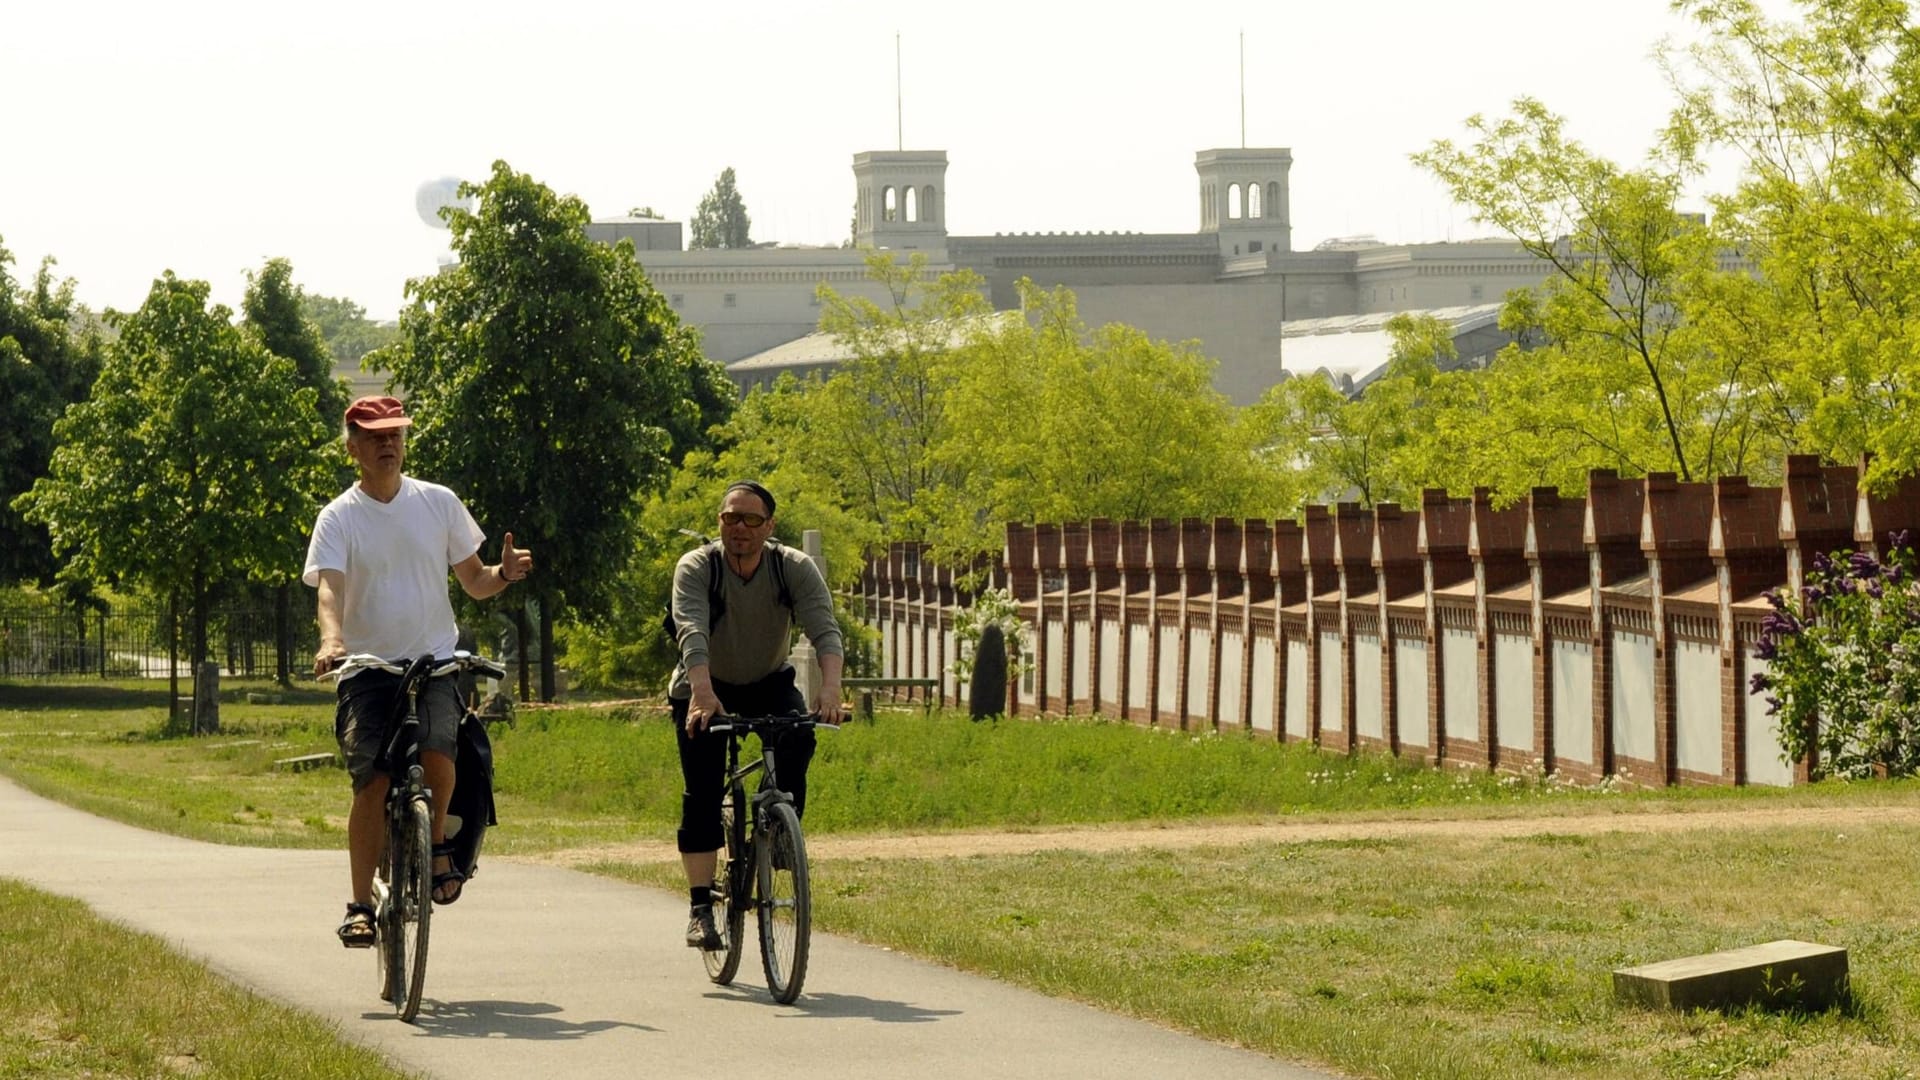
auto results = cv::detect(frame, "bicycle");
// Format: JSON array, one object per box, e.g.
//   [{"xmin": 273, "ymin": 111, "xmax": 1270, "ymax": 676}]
[
  {"xmin": 699, "ymin": 712, "xmax": 836, "ymax": 1004},
  {"xmin": 325, "ymin": 650, "xmax": 506, "ymax": 1022}
]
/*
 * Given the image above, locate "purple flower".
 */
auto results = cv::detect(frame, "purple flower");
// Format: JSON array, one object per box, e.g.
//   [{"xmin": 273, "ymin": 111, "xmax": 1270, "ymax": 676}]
[
  {"xmin": 1748, "ymin": 671, "xmax": 1771, "ymax": 694},
  {"xmin": 1813, "ymin": 552, "xmax": 1833, "ymax": 575},
  {"xmin": 1869, "ymin": 580, "xmax": 1885, "ymax": 599},
  {"xmin": 1765, "ymin": 695, "xmax": 1781, "ymax": 716},
  {"xmin": 1891, "ymin": 530, "xmax": 1911, "ymax": 554},
  {"xmin": 1754, "ymin": 639, "xmax": 1778, "ymax": 661},
  {"xmin": 1851, "ymin": 552, "xmax": 1882, "ymax": 579}
]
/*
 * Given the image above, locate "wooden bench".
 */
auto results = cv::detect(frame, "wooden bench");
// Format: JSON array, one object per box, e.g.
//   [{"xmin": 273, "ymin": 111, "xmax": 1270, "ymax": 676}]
[
  {"xmin": 842, "ymin": 677, "xmax": 940, "ymax": 721},
  {"xmin": 272, "ymin": 752, "xmax": 340, "ymax": 773}
]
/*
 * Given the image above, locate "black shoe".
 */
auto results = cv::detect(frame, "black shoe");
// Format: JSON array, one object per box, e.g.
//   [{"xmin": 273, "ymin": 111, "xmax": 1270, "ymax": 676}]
[{"xmin": 685, "ymin": 905, "xmax": 722, "ymax": 950}]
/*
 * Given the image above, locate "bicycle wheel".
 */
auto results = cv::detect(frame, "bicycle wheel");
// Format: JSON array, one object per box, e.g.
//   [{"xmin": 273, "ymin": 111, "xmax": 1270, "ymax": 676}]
[
  {"xmin": 391, "ymin": 796, "xmax": 434, "ymax": 1021},
  {"xmin": 703, "ymin": 784, "xmax": 749, "ymax": 984},
  {"xmin": 755, "ymin": 799, "xmax": 810, "ymax": 1003}
]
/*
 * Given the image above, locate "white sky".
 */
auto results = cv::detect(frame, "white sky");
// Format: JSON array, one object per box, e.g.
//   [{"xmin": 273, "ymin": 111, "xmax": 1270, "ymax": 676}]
[{"xmin": 2, "ymin": 0, "xmax": 1772, "ymax": 323}]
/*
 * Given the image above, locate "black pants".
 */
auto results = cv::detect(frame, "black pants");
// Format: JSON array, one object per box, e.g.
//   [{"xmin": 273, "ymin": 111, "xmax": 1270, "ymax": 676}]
[{"xmin": 674, "ymin": 668, "xmax": 816, "ymax": 853}]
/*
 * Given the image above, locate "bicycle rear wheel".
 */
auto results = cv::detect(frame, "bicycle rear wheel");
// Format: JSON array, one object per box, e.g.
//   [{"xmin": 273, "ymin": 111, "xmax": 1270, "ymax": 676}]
[
  {"xmin": 756, "ymin": 799, "xmax": 810, "ymax": 1004},
  {"xmin": 703, "ymin": 784, "xmax": 749, "ymax": 984},
  {"xmin": 389, "ymin": 796, "xmax": 433, "ymax": 1021}
]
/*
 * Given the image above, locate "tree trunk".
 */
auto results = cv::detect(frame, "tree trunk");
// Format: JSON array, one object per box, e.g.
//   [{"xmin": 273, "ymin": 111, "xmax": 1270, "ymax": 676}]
[
  {"xmin": 168, "ymin": 591, "xmax": 180, "ymax": 731},
  {"xmin": 513, "ymin": 605, "xmax": 531, "ymax": 703},
  {"xmin": 539, "ymin": 596, "xmax": 556, "ymax": 703},
  {"xmin": 275, "ymin": 582, "xmax": 292, "ymax": 688},
  {"xmin": 191, "ymin": 573, "xmax": 211, "ymax": 735}
]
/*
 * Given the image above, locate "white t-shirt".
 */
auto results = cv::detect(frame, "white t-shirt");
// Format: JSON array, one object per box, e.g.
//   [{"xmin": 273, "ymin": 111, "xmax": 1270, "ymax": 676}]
[{"xmin": 302, "ymin": 476, "xmax": 486, "ymax": 662}]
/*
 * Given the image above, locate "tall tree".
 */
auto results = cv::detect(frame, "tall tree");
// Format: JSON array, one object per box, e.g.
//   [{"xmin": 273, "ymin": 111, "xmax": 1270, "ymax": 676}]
[
  {"xmin": 243, "ymin": 258, "xmax": 353, "ymax": 685},
  {"xmin": 1414, "ymin": 99, "xmax": 1765, "ymax": 486},
  {"xmin": 807, "ymin": 252, "xmax": 990, "ymax": 540},
  {"xmin": 690, "ymin": 167, "xmax": 753, "ymax": 250},
  {"xmin": 15, "ymin": 273, "xmax": 330, "ymax": 725},
  {"xmin": 376, "ymin": 160, "xmax": 730, "ymax": 701},
  {"xmin": 299, "ymin": 291, "xmax": 398, "ymax": 373},
  {"xmin": 0, "ymin": 239, "xmax": 103, "ymax": 586},
  {"xmin": 1665, "ymin": 0, "xmax": 1920, "ymax": 491},
  {"xmin": 931, "ymin": 280, "xmax": 1278, "ymax": 558}
]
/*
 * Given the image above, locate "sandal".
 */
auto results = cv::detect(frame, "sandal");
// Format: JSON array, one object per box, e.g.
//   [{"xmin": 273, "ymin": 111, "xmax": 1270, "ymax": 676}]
[
  {"xmin": 431, "ymin": 842, "xmax": 467, "ymax": 906},
  {"xmin": 337, "ymin": 902, "xmax": 376, "ymax": 948}
]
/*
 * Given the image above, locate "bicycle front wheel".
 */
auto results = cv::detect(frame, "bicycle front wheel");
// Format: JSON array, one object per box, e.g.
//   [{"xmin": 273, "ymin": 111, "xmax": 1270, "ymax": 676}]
[
  {"xmin": 702, "ymin": 784, "xmax": 748, "ymax": 984},
  {"xmin": 390, "ymin": 796, "xmax": 433, "ymax": 1021},
  {"xmin": 755, "ymin": 799, "xmax": 810, "ymax": 1004}
]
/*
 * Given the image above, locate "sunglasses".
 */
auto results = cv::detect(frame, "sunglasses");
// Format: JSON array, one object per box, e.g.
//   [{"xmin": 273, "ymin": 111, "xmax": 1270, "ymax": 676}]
[{"xmin": 720, "ymin": 511, "xmax": 768, "ymax": 528}]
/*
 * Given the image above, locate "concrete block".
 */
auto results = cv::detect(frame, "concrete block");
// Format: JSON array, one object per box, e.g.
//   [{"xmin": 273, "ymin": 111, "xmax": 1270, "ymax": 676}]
[{"xmin": 1613, "ymin": 940, "xmax": 1848, "ymax": 1012}]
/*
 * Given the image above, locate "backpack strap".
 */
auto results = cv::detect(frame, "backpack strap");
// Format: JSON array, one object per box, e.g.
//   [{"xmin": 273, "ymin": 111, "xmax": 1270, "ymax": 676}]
[{"xmin": 706, "ymin": 540, "xmax": 794, "ymax": 632}]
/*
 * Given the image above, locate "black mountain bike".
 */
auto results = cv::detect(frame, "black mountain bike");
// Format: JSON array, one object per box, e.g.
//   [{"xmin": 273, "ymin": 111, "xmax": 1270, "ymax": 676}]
[
  {"xmin": 700, "ymin": 712, "xmax": 835, "ymax": 1004},
  {"xmin": 328, "ymin": 651, "xmax": 506, "ymax": 1022}
]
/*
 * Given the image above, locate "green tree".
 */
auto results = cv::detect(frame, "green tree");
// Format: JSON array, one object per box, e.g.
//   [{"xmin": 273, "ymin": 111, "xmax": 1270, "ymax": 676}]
[
  {"xmin": 242, "ymin": 258, "xmax": 353, "ymax": 685},
  {"xmin": 807, "ymin": 252, "xmax": 991, "ymax": 540},
  {"xmin": 299, "ymin": 291, "xmax": 397, "ymax": 373},
  {"xmin": 15, "ymin": 273, "xmax": 331, "ymax": 727},
  {"xmin": 377, "ymin": 160, "xmax": 730, "ymax": 701},
  {"xmin": 1414, "ymin": 99, "xmax": 1765, "ymax": 487},
  {"xmin": 1665, "ymin": 0, "xmax": 1920, "ymax": 491},
  {"xmin": 690, "ymin": 167, "xmax": 753, "ymax": 250},
  {"xmin": 0, "ymin": 239, "xmax": 103, "ymax": 586},
  {"xmin": 931, "ymin": 280, "xmax": 1276, "ymax": 558}
]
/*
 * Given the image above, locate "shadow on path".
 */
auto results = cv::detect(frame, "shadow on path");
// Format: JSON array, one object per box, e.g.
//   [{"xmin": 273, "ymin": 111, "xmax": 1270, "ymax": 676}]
[{"xmin": 375, "ymin": 998, "xmax": 659, "ymax": 1040}]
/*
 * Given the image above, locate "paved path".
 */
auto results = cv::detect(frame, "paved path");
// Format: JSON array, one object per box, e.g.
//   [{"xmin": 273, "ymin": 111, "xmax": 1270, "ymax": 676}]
[{"xmin": 0, "ymin": 777, "xmax": 1338, "ymax": 1080}]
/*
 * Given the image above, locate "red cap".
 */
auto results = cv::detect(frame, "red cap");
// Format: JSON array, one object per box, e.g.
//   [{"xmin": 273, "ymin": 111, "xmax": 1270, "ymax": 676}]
[{"xmin": 344, "ymin": 395, "xmax": 412, "ymax": 432}]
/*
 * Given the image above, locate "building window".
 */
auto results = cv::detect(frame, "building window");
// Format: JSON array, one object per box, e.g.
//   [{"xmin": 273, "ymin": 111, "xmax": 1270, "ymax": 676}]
[
  {"xmin": 670, "ymin": 294, "xmax": 683, "ymax": 308},
  {"xmin": 1247, "ymin": 183, "xmax": 1263, "ymax": 219},
  {"xmin": 809, "ymin": 291, "xmax": 821, "ymax": 307},
  {"xmin": 1249, "ymin": 240, "xmax": 1263, "ymax": 254},
  {"xmin": 724, "ymin": 293, "xmax": 737, "ymax": 308},
  {"xmin": 922, "ymin": 184, "xmax": 937, "ymax": 223},
  {"xmin": 1266, "ymin": 181, "xmax": 1280, "ymax": 219},
  {"xmin": 1469, "ymin": 284, "xmax": 1484, "ymax": 301},
  {"xmin": 884, "ymin": 186, "xmax": 898, "ymax": 222},
  {"xmin": 1228, "ymin": 183, "xmax": 1243, "ymax": 220}
]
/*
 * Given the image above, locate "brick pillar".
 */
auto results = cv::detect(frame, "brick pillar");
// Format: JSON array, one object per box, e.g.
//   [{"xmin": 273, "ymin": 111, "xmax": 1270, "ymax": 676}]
[
  {"xmin": 1117, "ymin": 520, "xmax": 1150, "ymax": 724},
  {"xmin": 1526, "ymin": 488, "xmax": 1589, "ymax": 776},
  {"xmin": 1272, "ymin": 520, "xmax": 1306, "ymax": 741},
  {"xmin": 1146, "ymin": 519, "xmax": 1180, "ymax": 727},
  {"xmin": 1242, "ymin": 519, "xmax": 1275, "ymax": 733},
  {"xmin": 1087, "ymin": 518, "xmax": 1118, "ymax": 716},
  {"xmin": 1300, "ymin": 505, "xmax": 1336, "ymax": 747},
  {"xmin": 1586, "ymin": 471, "xmax": 1648, "ymax": 779},
  {"xmin": 1471, "ymin": 488, "xmax": 1529, "ymax": 770},
  {"xmin": 1419, "ymin": 489, "xmax": 1474, "ymax": 767}
]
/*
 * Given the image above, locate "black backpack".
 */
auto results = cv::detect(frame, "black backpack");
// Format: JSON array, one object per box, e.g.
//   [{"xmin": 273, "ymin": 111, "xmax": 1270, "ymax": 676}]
[{"xmin": 663, "ymin": 541, "xmax": 793, "ymax": 639}]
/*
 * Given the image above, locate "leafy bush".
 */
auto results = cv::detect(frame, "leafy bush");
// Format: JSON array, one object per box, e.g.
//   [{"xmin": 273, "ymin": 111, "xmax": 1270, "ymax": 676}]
[
  {"xmin": 949, "ymin": 587, "xmax": 1032, "ymax": 682},
  {"xmin": 1753, "ymin": 534, "xmax": 1920, "ymax": 778}
]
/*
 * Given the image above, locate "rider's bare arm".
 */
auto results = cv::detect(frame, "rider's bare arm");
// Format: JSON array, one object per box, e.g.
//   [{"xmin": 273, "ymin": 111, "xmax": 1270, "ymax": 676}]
[
  {"xmin": 314, "ymin": 569, "xmax": 347, "ymax": 677},
  {"xmin": 817, "ymin": 652, "xmax": 846, "ymax": 725}
]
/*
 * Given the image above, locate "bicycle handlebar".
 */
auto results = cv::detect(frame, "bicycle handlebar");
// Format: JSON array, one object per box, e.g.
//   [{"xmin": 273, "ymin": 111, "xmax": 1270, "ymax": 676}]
[
  {"xmin": 706, "ymin": 712, "xmax": 840, "ymax": 735},
  {"xmin": 322, "ymin": 651, "xmax": 509, "ymax": 683}
]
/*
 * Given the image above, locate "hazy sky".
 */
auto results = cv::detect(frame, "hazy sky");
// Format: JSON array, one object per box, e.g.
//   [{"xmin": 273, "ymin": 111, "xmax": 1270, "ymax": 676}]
[{"xmin": 3, "ymin": 0, "xmax": 1767, "ymax": 322}]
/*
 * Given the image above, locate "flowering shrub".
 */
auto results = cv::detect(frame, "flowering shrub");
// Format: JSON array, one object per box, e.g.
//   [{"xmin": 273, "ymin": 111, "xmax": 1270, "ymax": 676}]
[
  {"xmin": 949, "ymin": 587, "xmax": 1033, "ymax": 682},
  {"xmin": 1752, "ymin": 533, "xmax": 1920, "ymax": 778}
]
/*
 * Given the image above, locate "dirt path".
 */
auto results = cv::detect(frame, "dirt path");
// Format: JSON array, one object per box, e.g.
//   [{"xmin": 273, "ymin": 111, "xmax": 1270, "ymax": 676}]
[{"xmin": 520, "ymin": 801, "xmax": 1920, "ymax": 868}]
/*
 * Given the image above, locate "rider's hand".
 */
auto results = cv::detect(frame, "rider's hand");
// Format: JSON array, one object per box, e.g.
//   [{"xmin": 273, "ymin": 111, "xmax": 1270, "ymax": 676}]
[
  {"xmin": 314, "ymin": 638, "xmax": 345, "ymax": 679},
  {"xmin": 686, "ymin": 685, "xmax": 724, "ymax": 735},
  {"xmin": 500, "ymin": 532, "xmax": 534, "ymax": 583},
  {"xmin": 818, "ymin": 682, "xmax": 846, "ymax": 725}
]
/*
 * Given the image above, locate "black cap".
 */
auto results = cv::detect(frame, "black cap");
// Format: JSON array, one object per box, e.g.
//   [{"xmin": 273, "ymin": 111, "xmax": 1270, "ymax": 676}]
[{"xmin": 724, "ymin": 480, "xmax": 776, "ymax": 518}]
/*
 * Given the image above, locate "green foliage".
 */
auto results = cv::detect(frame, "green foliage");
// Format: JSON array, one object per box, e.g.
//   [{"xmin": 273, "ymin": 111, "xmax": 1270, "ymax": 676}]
[
  {"xmin": 949, "ymin": 586, "xmax": 1031, "ymax": 683},
  {"xmin": 297, "ymin": 290, "xmax": 397, "ymax": 372},
  {"xmin": 377, "ymin": 161, "xmax": 732, "ymax": 694},
  {"xmin": 242, "ymin": 258, "xmax": 348, "ymax": 428},
  {"xmin": 0, "ymin": 239, "xmax": 103, "ymax": 586},
  {"xmin": 1414, "ymin": 98, "xmax": 1768, "ymax": 495},
  {"xmin": 1754, "ymin": 542, "xmax": 1920, "ymax": 778},
  {"xmin": 13, "ymin": 273, "xmax": 331, "ymax": 665},
  {"xmin": 689, "ymin": 166, "xmax": 752, "ymax": 250}
]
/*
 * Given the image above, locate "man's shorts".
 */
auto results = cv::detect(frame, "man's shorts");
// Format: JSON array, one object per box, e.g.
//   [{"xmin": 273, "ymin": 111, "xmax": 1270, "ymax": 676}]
[{"xmin": 335, "ymin": 670, "xmax": 464, "ymax": 792}]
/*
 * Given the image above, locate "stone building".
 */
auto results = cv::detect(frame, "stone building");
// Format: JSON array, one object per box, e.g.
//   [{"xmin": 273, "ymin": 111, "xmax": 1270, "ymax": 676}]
[{"xmin": 586, "ymin": 146, "xmax": 1557, "ymax": 404}]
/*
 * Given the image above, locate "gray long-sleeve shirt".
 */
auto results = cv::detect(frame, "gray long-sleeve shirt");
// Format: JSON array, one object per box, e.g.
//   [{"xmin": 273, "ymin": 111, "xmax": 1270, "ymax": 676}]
[{"xmin": 668, "ymin": 541, "xmax": 843, "ymax": 700}]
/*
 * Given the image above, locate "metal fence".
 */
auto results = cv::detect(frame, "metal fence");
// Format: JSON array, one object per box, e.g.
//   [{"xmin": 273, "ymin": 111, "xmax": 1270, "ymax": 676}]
[{"xmin": 0, "ymin": 601, "xmax": 315, "ymax": 679}]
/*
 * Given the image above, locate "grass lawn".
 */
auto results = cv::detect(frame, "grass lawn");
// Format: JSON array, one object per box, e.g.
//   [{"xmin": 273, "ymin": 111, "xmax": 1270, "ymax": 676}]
[
  {"xmin": 0, "ymin": 878, "xmax": 415, "ymax": 1079},
  {"xmin": 6, "ymin": 676, "xmax": 1920, "ymax": 1078}
]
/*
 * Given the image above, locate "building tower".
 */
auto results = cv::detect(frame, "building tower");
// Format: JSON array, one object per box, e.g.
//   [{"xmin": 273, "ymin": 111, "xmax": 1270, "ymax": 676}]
[
  {"xmin": 852, "ymin": 150, "xmax": 949, "ymax": 250},
  {"xmin": 1195, "ymin": 148, "xmax": 1292, "ymax": 258}
]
